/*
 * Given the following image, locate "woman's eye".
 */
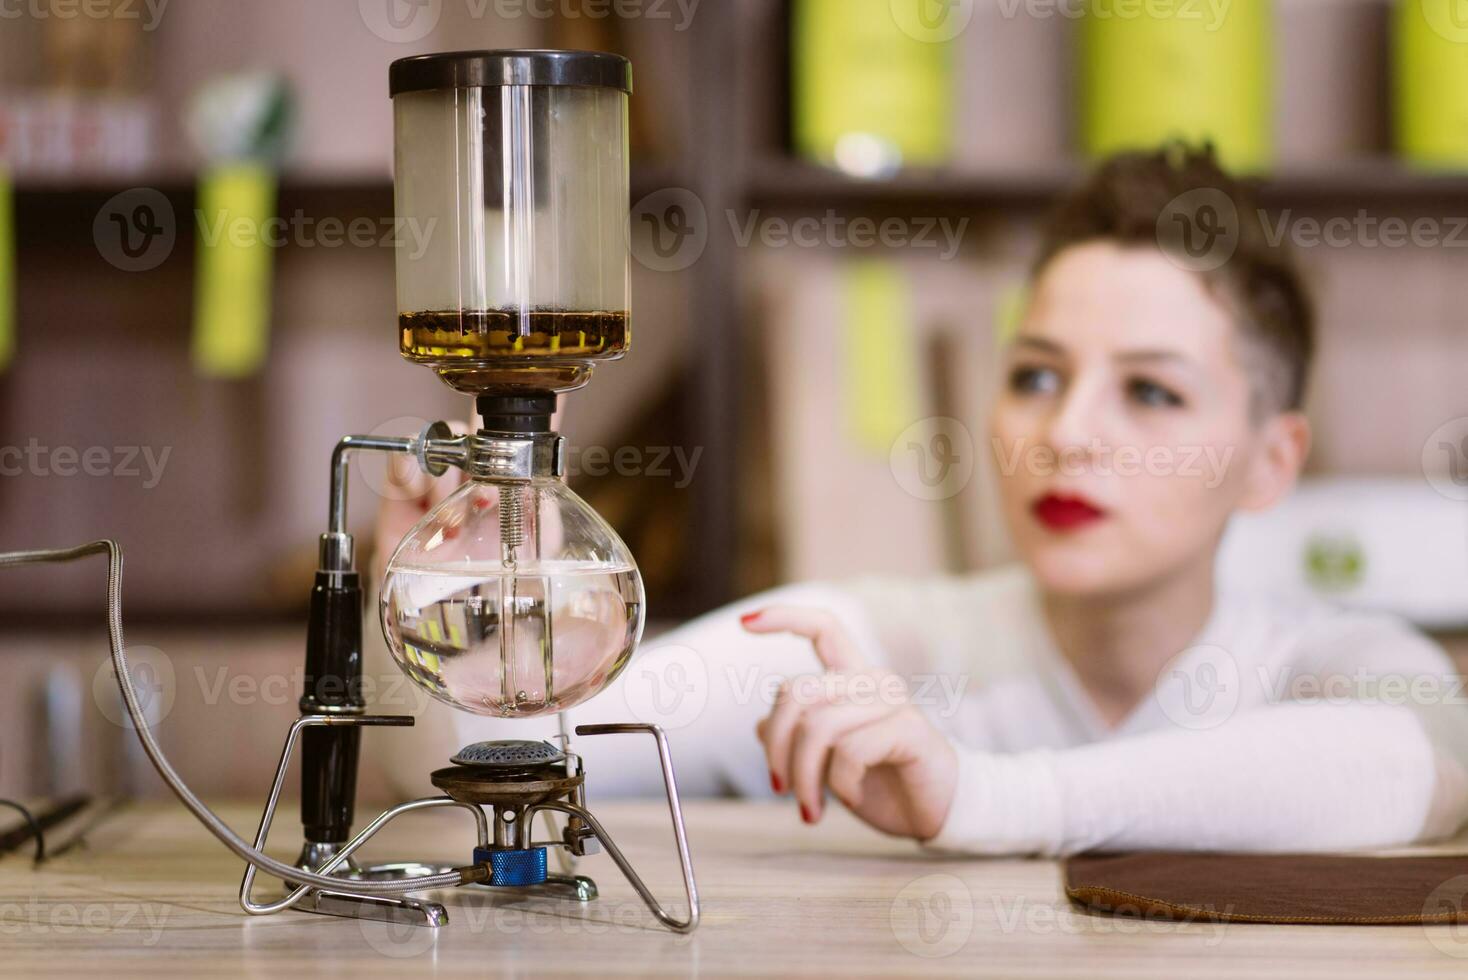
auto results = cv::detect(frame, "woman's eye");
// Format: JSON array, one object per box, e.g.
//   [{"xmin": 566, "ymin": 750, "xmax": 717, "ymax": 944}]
[
  {"xmin": 1128, "ymin": 377, "xmax": 1185, "ymax": 408},
  {"xmin": 1009, "ymin": 365, "xmax": 1061, "ymax": 396}
]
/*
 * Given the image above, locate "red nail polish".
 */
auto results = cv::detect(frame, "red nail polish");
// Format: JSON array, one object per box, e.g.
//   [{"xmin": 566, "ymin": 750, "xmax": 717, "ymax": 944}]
[
  {"xmin": 799, "ymin": 803, "xmax": 812, "ymax": 824},
  {"xmin": 770, "ymin": 771, "xmax": 783, "ymax": 794},
  {"xmin": 740, "ymin": 611, "xmax": 761, "ymax": 625}
]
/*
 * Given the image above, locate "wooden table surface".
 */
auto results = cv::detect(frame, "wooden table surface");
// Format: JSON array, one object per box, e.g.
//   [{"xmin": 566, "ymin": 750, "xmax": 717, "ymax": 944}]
[{"xmin": 2, "ymin": 799, "xmax": 1466, "ymax": 978}]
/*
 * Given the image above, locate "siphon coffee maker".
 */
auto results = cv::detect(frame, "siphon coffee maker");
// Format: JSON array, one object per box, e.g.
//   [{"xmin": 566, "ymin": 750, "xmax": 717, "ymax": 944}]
[
  {"xmin": 0, "ymin": 49, "xmax": 696, "ymax": 936},
  {"xmin": 239, "ymin": 49, "xmax": 700, "ymax": 932}
]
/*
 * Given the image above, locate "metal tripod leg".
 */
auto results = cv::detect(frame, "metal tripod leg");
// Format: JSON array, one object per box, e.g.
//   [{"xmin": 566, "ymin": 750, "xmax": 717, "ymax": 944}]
[
  {"xmin": 531, "ymin": 723, "xmax": 700, "ymax": 933},
  {"xmin": 297, "ymin": 887, "xmax": 450, "ymax": 927},
  {"xmin": 543, "ymin": 873, "xmax": 598, "ymax": 902},
  {"xmin": 240, "ymin": 714, "xmax": 488, "ymax": 927}
]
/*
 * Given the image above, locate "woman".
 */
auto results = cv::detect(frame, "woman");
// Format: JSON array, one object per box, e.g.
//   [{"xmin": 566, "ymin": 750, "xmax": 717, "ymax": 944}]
[{"xmin": 368, "ymin": 145, "xmax": 1468, "ymax": 855}]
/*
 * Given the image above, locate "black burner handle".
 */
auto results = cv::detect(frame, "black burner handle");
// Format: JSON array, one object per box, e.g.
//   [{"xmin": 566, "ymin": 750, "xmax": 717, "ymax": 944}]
[{"xmin": 299, "ymin": 570, "xmax": 365, "ymax": 845}]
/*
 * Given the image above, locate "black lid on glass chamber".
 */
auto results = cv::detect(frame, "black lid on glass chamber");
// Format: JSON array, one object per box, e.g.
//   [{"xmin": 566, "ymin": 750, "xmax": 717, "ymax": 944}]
[{"xmin": 389, "ymin": 49, "xmax": 633, "ymax": 97}]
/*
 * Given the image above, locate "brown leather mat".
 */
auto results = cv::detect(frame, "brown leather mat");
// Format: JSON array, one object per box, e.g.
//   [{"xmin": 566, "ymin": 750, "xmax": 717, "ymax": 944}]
[{"xmin": 1064, "ymin": 852, "xmax": 1468, "ymax": 925}]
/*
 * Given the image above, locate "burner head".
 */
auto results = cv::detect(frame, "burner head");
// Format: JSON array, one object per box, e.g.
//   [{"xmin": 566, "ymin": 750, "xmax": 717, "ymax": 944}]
[
  {"xmin": 434, "ymin": 739, "xmax": 581, "ymax": 805},
  {"xmin": 451, "ymin": 739, "xmax": 567, "ymax": 768}
]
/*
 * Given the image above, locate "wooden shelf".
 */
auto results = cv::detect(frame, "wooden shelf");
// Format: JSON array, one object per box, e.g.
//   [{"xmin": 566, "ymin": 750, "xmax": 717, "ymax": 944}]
[
  {"xmin": 11, "ymin": 163, "xmax": 688, "ymax": 200},
  {"xmin": 1259, "ymin": 159, "xmax": 1468, "ymax": 200},
  {"xmin": 744, "ymin": 157, "xmax": 1468, "ymax": 208},
  {"xmin": 745, "ymin": 159, "xmax": 1075, "ymax": 206}
]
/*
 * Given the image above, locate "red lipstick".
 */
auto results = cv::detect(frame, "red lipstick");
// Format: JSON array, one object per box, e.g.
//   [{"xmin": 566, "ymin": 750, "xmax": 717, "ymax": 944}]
[{"xmin": 1032, "ymin": 493, "xmax": 1107, "ymax": 531}]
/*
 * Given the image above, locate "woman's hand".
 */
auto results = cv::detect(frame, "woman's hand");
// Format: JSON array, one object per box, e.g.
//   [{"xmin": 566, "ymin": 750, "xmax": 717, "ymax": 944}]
[{"xmin": 744, "ymin": 606, "xmax": 959, "ymax": 841}]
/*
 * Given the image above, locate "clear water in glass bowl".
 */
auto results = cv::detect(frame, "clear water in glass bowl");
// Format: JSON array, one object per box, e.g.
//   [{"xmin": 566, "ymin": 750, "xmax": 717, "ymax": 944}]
[{"xmin": 381, "ymin": 557, "xmax": 641, "ymax": 718}]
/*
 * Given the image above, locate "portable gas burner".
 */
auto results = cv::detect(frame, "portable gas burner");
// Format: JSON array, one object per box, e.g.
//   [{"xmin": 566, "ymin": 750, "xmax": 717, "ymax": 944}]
[{"xmin": 240, "ymin": 725, "xmax": 696, "ymax": 931}]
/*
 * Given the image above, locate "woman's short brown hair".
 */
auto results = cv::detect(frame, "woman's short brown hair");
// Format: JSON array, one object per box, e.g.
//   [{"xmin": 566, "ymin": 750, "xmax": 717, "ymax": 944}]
[{"xmin": 1032, "ymin": 143, "xmax": 1314, "ymax": 416}]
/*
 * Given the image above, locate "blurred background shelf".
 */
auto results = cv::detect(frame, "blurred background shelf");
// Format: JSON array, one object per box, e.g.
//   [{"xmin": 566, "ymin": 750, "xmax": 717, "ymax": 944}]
[
  {"xmin": 24, "ymin": 158, "xmax": 1468, "ymax": 213},
  {"xmin": 11, "ymin": 163, "xmax": 689, "ymax": 200},
  {"xmin": 1262, "ymin": 160, "xmax": 1468, "ymax": 200},
  {"xmin": 3, "ymin": 0, "xmax": 1468, "ymax": 801},
  {"xmin": 747, "ymin": 158, "xmax": 1468, "ymax": 207},
  {"xmin": 744, "ymin": 159, "xmax": 1076, "ymax": 206},
  {"xmin": 4, "ymin": 0, "xmax": 1468, "ymax": 625}
]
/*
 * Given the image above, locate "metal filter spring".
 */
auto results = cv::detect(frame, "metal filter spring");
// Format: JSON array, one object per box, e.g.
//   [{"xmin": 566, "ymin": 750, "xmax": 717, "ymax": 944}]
[{"xmin": 500, "ymin": 485, "xmax": 525, "ymax": 557}]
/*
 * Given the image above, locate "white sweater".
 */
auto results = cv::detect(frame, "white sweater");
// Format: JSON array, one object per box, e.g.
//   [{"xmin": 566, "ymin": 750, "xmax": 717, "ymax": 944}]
[{"xmin": 365, "ymin": 567, "xmax": 1468, "ymax": 855}]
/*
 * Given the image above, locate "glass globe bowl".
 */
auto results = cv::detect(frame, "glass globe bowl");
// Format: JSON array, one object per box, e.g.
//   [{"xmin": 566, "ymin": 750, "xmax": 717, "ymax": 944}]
[{"xmin": 380, "ymin": 477, "xmax": 644, "ymax": 718}]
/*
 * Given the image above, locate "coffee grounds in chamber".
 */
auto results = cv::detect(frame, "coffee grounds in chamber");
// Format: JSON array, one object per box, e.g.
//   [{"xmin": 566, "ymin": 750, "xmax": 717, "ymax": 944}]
[{"xmin": 400, "ymin": 310, "xmax": 629, "ymax": 361}]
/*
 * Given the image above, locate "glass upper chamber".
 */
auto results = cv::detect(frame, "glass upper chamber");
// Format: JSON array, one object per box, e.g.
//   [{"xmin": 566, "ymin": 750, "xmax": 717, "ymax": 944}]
[
  {"xmin": 381, "ymin": 477, "xmax": 645, "ymax": 718},
  {"xmin": 390, "ymin": 50, "xmax": 632, "ymax": 395},
  {"xmin": 382, "ymin": 52, "xmax": 643, "ymax": 719}
]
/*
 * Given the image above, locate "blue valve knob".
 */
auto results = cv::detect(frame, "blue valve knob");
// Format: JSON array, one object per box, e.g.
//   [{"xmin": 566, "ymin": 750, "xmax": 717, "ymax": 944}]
[{"xmin": 474, "ymin": 846, "xmax": 549, "ymax": 886}]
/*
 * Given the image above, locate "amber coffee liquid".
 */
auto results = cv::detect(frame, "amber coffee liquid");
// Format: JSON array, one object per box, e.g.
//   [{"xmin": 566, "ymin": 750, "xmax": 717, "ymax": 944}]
[{"xmin": 400, "ymin": 310, "xmax": 630, "ymax": 394}]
